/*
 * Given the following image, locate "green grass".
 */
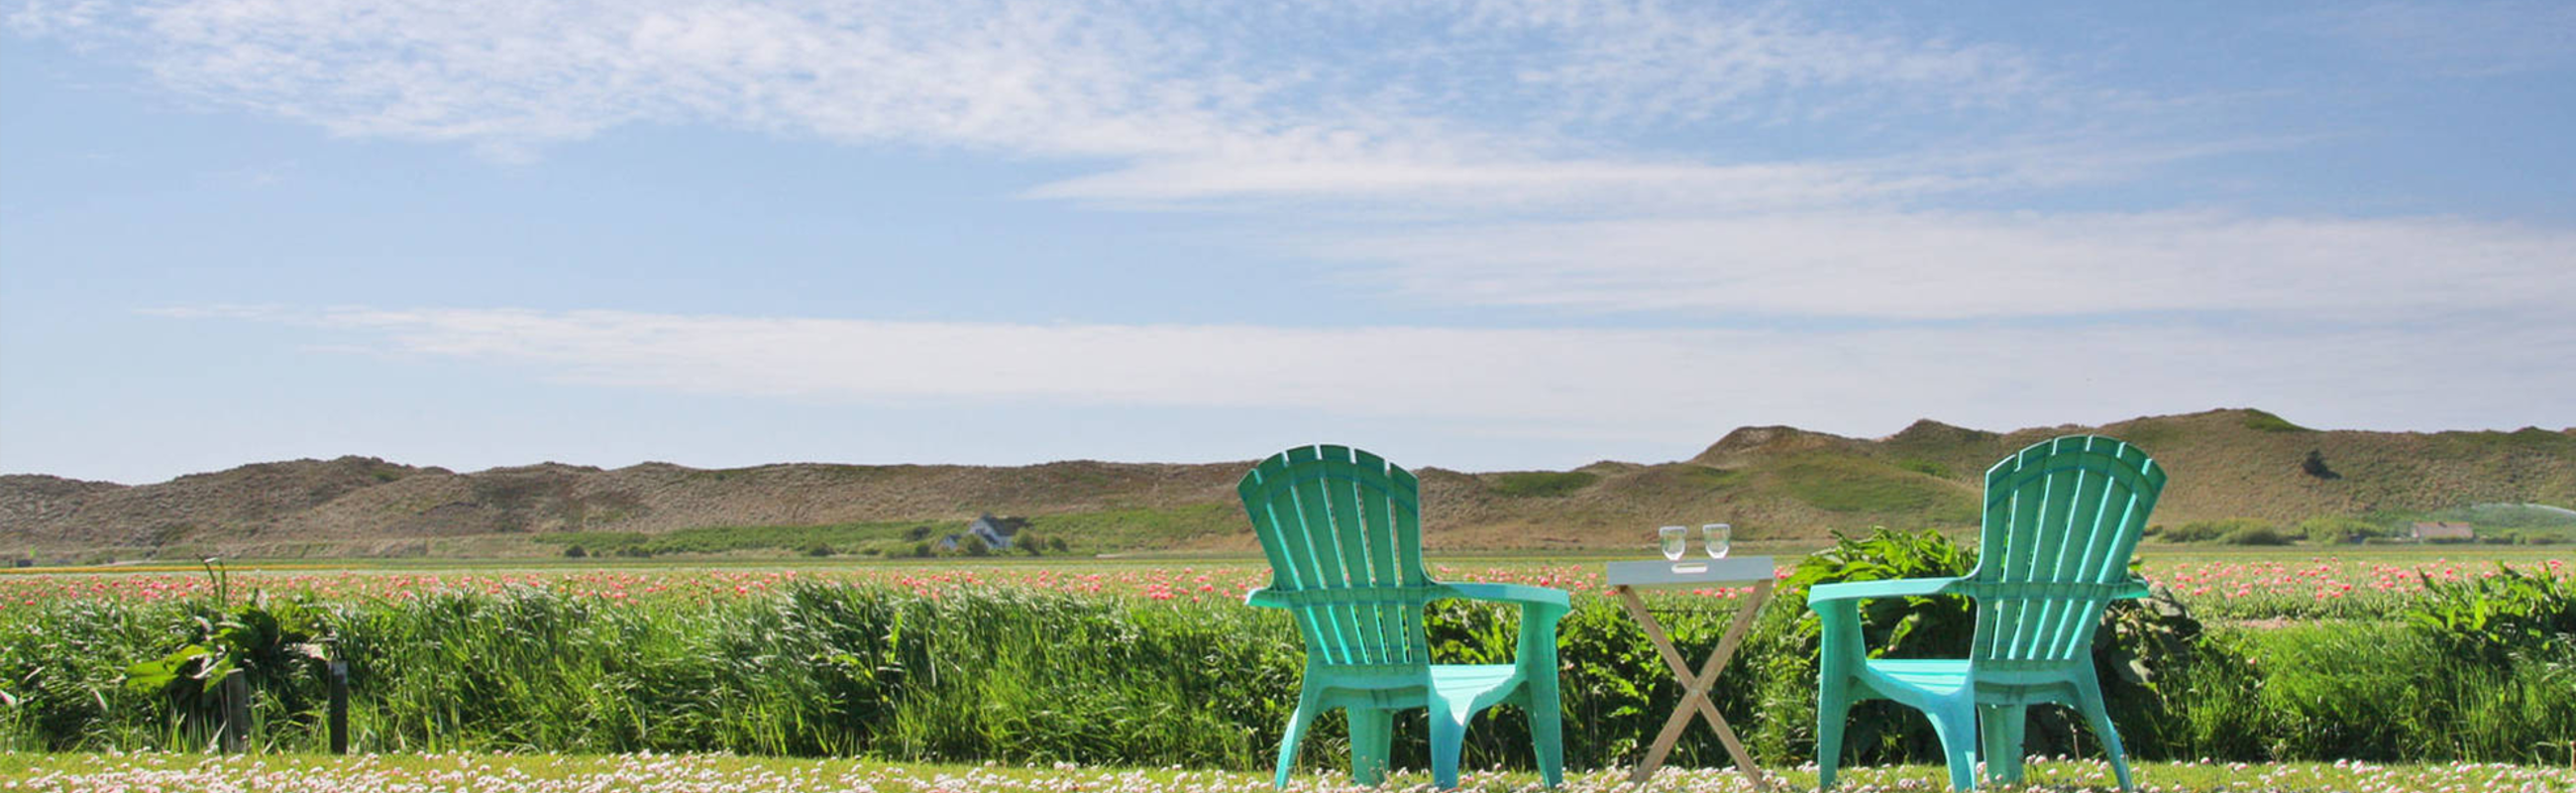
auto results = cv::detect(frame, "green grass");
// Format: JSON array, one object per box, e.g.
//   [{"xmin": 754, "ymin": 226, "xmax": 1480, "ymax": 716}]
[
  {"xmin": 5, "ymin": 555, "xmax": 2569, "ymax": 769},
  {"xmin": 1483, "ymin": 471, "xmax": 1599, "ymax": 498},
  {"xmin": 2241, "ymin": 409, "xmax": 2311, "ymax": 432},
  {"xmin": 0, "ymin": 752, "xmax": 2567, "ymax": 792},
  {"xmin": 1771, "ymin": 456, "xmax": 1976, "ymax": 522},
  {"xmin": 515, "ymin": 504, "xmax": 1246, "ymax": 559},
  {"xmin": 1020, "ymin": 504, "xmax": 1241, "ymax": 552},
  {"xmin": 530, "ymin": 520, "xmax": 936, "ymax": 557}
]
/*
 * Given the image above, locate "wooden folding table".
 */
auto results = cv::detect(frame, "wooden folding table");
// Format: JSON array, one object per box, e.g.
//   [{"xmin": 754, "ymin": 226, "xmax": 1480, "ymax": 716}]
[{"xmin": 1603, "ymin": 556, "xmax": 1776, "ymax": 788}]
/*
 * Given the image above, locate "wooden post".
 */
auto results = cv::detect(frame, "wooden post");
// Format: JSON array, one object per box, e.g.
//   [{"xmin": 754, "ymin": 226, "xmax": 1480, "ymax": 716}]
[
  {"xmin": 218, "ymin": 671, "xmax": 250, "ymax": 753},
  {"xmin": 328, "ymin": 660, "xmax": 349, "ymax": 754}
]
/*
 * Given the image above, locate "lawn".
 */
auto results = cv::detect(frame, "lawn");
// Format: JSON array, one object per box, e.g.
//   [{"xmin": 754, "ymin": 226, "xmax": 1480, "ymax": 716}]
[{"xmin": 1, "ymin": 752, "xmax": 2570, "ymax": 793}]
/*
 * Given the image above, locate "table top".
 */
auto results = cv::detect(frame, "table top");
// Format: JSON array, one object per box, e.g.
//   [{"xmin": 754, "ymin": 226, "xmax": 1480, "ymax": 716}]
[{"xmin": 1603, "ymin": 556, "xmax": 1777, "ymax": 587}]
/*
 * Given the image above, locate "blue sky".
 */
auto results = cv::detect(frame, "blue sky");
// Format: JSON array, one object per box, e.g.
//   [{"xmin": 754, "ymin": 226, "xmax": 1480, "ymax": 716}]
[{"xmin": 3, "ymin": 0, "xmax": 2571, "ymax": 485}]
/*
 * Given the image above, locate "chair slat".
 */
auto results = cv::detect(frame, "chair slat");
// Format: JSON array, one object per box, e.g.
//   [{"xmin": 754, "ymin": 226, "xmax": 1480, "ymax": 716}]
[
  {"xmin": 1286, "ymin": 449, "xmax": 1357, "ymax": 662},
  {"xmin": 1986, "ymin": 448, "xmax": 2044, "ymax": 658},
  {"xmin": 1357, "ymin": 457, "xmax": 1410, "ymax": 662},
  {"xmin": 1971, "ymin": 436, "xmax": 2164, "ymax": 664},
  {"xmin": 1334, "ymin": 455, "xmax": 1392, "ymax": 662}
]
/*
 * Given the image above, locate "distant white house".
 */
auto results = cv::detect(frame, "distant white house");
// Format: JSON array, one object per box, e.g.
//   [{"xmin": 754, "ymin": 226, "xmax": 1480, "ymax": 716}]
[
  {"xmin": 2409, "ymin": 521, "xmax": 2475, "ymax": 543},
  {"xmin": 935, "ymin": 513, "xmax": 1023, "ymax": 552}
]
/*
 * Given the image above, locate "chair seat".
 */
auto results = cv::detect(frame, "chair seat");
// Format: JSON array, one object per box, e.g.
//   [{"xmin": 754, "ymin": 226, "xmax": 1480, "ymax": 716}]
[
  {"xmin": 1861, "ymin": 658, "xmax": 1971, "ymax": 698},
  {"xmin": 1430, "ymin": 663, "xmax": 1525, "ymax": 710}
]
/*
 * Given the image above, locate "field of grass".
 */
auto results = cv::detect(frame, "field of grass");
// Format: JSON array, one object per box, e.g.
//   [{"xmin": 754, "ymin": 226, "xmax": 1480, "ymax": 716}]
[
  {"xmin": 1, "ymin": 751, "xmax": 2568, "ymax": 792},
  {"xmin": 10, "ymin": 545, "xmax": 2560, "ymax": 621},
  {"xmin": 0, "ymin": 546, "xmax": 2567, "ymax": 781},
  {"xmin": 527, "ymin": 519, "xmax": 938, "ymax": 558},
  {"xmin": 511, "ymin": 503, "xmax": 1244, "ymax": 559},
  {"xmin": 1483, "ymin": 471, "xmax": 1601, "ymax": 499},
  {"xmin": 1766, "ymin": 455, "xmax": 1979, "ymax": 524}
]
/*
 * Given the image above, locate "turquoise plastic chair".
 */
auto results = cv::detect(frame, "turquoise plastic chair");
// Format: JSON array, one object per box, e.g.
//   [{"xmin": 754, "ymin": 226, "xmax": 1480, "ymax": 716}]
[
  {"xmin": 1238, "ymin": 444, "xmax": 1570, "ymax": 789},
  {"xmin": 1809, "ymin": 435, "xmax": 2165, "ymax": 792}
]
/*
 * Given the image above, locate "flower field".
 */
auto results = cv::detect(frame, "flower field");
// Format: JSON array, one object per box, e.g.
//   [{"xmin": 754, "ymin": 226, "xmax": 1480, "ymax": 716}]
[
  {"xmin": 1, "ymin": 751, "xmax": 2569, "ymax": 793},
  {"xmin": 3, "ymin": 553, "xmax": 2562, "ymax": 623}
]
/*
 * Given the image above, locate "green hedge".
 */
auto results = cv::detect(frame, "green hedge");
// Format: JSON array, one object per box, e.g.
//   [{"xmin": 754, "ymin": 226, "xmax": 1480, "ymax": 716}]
[{"xmin": 1, "ymin": 582, "xmax": 2568, "ymax": 769}]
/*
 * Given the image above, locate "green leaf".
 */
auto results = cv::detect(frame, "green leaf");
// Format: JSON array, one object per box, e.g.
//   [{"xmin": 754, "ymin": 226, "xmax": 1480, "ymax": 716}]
[{"xmin": 124, "ymin": 644, "xmax": 212, "ymax": 695}]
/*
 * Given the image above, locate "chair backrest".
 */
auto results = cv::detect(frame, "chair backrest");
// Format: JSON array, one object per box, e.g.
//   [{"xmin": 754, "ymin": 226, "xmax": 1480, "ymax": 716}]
[
  {"xmin": 1966, "ymin": 435, "xmax": 2166, "ymax": 666},
  {"xmin": 1237, "ymin": 445, "xmax": 1436, "ymax": 670}
]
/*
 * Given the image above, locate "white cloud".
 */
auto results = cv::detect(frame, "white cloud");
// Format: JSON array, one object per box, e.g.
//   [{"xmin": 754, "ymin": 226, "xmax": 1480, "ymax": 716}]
[
  {"xmin": 34, "ymin": 0, "xmax": 2575, "ymax": 334},
  {"xmin": 6, "ymin": 0, "xmax": 105, "ymax": 36},
  {"xmin": 184, "ymin": 305, "xmax": 2576, "ymax": 441},
  {"xmin": 1315, "ymin": 210, "xmax": 2576, "ymax": 319},
  {"xmin": 16, "ymin": 0, "xmax": 2035, "ymax": 164},
  {"xmin": 1475, "ymin": 0, "xmax": 2039, "ymax": 124}
]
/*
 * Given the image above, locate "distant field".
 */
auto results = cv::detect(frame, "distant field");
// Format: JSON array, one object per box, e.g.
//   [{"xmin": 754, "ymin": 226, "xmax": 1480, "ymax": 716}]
[
  {"xmin": 13, "ymin": 535, "xmax": 2560, "ymax": 571},
  {"xmin": 5, "ymin": 544, "xmax": 2561, "ymax": 623}
]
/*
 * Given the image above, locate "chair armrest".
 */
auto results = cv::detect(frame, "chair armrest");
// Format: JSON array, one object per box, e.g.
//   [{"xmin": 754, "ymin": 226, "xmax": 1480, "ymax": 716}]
[
  {"xmin": 1243, "ymin": 587, "xmax": 1294, "ymax": 609},
  {"xmin": 2111, "ymin": 578, "xmax": 2153, "ymax": 600},
  {"xmin": 1441, "ymin": 582, "xmax": 1570, "ymax": 672},
  {"xmin": 1441, "ymin": 582, "xmax": 1572, "ymax": 609},
  {"xmin": 1805, "ymin": 576, "xmax": 1967, "ymax": 607}
]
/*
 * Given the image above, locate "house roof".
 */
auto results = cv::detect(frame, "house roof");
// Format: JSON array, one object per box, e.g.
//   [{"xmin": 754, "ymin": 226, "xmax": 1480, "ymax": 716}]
[
  {"xmin": 2411, "ymin": 521, "xmax": 2475, "ymax": 539},
  {"xmin": 969, "ymin": 512, "xmax": 1021, "ymax": 535}
]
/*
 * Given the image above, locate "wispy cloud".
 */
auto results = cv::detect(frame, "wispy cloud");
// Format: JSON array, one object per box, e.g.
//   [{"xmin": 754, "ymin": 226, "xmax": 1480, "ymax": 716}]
[
  {"xmin": 1315, "ymin": 210, "xmax": 2576, "ymax": 320},
  {"xmin": 11, "ymin": 0, "xmax": 2037, "ymax": 164},
  {"xmin": 34, "ymin": 1, "xmax": 2576, "ymax": 350},
  {"xmin": 163, "ymin": 305, "xmax": 2576, "ymax": 439}
]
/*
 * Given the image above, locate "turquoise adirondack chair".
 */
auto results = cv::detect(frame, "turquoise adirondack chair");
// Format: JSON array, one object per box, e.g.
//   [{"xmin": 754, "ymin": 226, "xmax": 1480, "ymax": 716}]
[
  {"xmin": 1810, "ymin": 435, "xmax": 2165, "ymax": 792},
  {"xmin": 1238, "ymin": 444, "xmax": 1570, "ymax": 789}
]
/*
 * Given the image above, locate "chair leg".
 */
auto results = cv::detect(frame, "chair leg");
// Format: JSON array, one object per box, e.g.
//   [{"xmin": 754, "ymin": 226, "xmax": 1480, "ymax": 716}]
[
  {"xmin": 1348, "ymin": 707, "xmax": 1393, "ymax": 786},
  {"xmin": 1815, "ymin": 675, "xmax": 1853, "ymax": 790},
  {"xmin": 2074, "ymin": 675, "xmax": 2135, "ymax": 792},
  {"xmin": 1926, "ymin": 702, "xmax": 1980, "ymax": 792},
  {"xmin": 1429, "ymin": 705, "xmax": 1466, "ymax": 789},
  {"xmin": 1978, "ymin": 705, "xmax": 2027, "ymax": 785},
  {"xmin": 1273, "ymin": 688, "xmax": 1324, "ymax": 788},
  {"xmin": 1524, "ymin": 682, "xmax": 1564, "ymax": 788}
]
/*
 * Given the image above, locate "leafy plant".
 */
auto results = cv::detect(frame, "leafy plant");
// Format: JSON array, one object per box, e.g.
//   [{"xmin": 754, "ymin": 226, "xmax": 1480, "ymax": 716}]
[
  {"xmin": 1783, "ymin": 527, "xmax": 1978, "ymax": 659},
  {"xmin": 121, "ymin": 560, "xmax": 335, "ymax": 749},
  {"xmin": 2220, "ymin": 524, "xmax": 2294, "ymax": 546},
  {"xmin": 2301, "ymin": 450, "xmax": 2340, "ymax": 480},
  {"xmin": 2298, "ymin": 515, "xmax": 2389, "ymax": 544},
  {"xmin": 2158, "ymin": 517, "xmax": 2279, "ymax": 544},
  {"xmin": 2407, "ymin": 563, "xmax": 2576, "ymax": 665}
]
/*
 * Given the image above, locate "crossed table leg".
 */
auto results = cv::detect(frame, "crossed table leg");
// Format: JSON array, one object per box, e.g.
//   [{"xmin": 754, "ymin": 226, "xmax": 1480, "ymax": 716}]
[{"xmin": 1613, "ymin": 579, "xmax": 1772, "ymax": 789}]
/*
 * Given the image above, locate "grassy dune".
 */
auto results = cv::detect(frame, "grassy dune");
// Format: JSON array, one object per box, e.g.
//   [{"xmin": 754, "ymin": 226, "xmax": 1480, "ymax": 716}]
[{"xmin": 9, "ymin": 408, "xmax": 2570, "ymax": 562}]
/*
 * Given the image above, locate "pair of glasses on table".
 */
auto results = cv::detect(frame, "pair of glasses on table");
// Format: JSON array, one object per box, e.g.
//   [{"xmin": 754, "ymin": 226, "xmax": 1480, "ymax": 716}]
[{"xmin": 1657, "ymin": 523, "xmax": 1731, "ymax": 560}]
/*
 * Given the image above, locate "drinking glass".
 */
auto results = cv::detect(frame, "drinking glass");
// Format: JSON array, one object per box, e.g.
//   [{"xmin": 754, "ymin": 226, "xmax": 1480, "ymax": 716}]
[
  {"xmin": 1702, "ymin": 523, "xmax": 1732, "ymax": 559},
  {"xmin": 1659, "ymin": 525, "xmax": 1689, "ymax": 561}
]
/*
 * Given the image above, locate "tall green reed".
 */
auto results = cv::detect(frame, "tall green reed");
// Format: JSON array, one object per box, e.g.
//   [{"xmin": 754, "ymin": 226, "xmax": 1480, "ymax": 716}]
[{"xmin": 2, "ymin": 579, "xmax": 2568, "ymax": 768}]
